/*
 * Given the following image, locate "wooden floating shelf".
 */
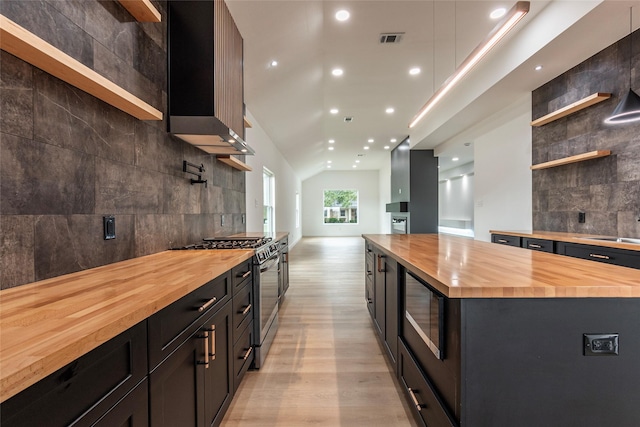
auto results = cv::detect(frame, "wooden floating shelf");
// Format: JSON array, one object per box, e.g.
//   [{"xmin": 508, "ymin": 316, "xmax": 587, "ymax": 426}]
[
  {"xmin": 117, "ymin": 0, "xmax": 161, "ymax": 22},
  {"xmin": 0, "ymin": 14, "xmax": 162, "ymax": 121},
  {"xmin": 530, "ymin": 150, "xmax": 611, "ymax": 170},
  {"xmin": 216, "ymin": 155, "xmax": 252, "ymax": 171},
  {"xmin": 531, "ymin": 93, "xmax": 611, "ymax": 126},
  {"xmin": 243, "ymin": 116, "xmax": 253, "ymax": 128}
]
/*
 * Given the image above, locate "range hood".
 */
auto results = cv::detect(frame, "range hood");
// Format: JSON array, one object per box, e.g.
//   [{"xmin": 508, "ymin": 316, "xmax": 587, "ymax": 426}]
[{"xmin": 168, "ymin": 0, "xmax": 254, "ymax": 156}]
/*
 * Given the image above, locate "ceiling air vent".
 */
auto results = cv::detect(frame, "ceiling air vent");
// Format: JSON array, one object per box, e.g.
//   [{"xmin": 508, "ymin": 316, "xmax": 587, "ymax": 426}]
[
  {"xmin": 379, "ymin": 32, "xmax": 404, "ymax": 44},
  {"xmin": 344, "ymin": 117, "xmax": 354, "ymax": 123}
]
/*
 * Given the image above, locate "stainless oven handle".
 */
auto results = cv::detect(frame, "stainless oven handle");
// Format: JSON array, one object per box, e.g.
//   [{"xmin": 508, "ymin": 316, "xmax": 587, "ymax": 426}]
[{"xmin": 259, "ymin": 255, "xmax": 280, "ymax": 273}]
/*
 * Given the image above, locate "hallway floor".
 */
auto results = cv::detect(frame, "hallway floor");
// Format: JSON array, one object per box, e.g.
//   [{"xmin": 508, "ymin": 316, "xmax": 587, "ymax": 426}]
[{"xmin": 221, "ymin": 236, "xmax": 417, "ymax": 426}]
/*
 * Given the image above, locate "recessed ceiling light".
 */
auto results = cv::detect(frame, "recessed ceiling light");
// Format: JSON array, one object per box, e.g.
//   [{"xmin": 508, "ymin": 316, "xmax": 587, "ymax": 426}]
[
  {"xmin": 356, "ymin": 160, "xmax": 360, "ymax": 163},
  {"xmin": 490, "ymin": 8, "xmax": 506, "ymax": 19},
  {"xmin": 390, "ymin": 138, "xmax": 397, "ymax": 143},
  {"xmin": 352, "ymin": 165, "xmax": 357, "ymax": 168},
  {"xmin": 327, "ymin": 160, "xmax": 332, "ymax": 163},
  {"xmin": 270, "ymin": 60, "xmax": 278, "ymax": 67},
  {"xmin": 335, "ymin": 10, "xmax": 350, "ymax": 21},
  {"xmin": 364, "ymin": 146, "xmax": 370, "ymax": 150},
  {"xmin": 330, "ymin": 108, "xmax": 339, "ymax": 114},
  {"xmin": 384, "ymin": 145, "xmax": 390, "ymax": 150},
  {"xmin": 409, "ymin": 67, "xmax": 421, "ymax": 75},
  {"xmin": 367, "ymin": 138, "xmax": 374, "ymax": 143},
  {"xmin": 327, "ymin": 165, "xmax": 332, "ymax": 168},
  {"xmin": 535, "ymin": 65, "xmax": 543, "ymax": 71},
  {"xmin": 328, "ymin": 147, "xmax": 335, "ymax": 151},
  {"xmin": 452, "ymin": 157, "xmax": 459, "ymax": 161},
  {"xmin": 385, "ymin": 107, "xmax": 395, "ymax": 114},
  {"xmin": 328, "ymin": 139, "xmax": 335, "ymax": 144},
  {"xmin": 332, "ymin": 68, "xmax": 344, "ymax": 76}
]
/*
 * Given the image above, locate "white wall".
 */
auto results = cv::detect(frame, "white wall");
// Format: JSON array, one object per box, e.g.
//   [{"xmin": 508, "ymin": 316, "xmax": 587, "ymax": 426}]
[
  {"xmin": 244, "ymin": 110, "xmax": 302, "ymax": 247},
  {"xmin": 439, "ymin": 162, "xmax": 474, "ymax": 230},
  {"xmin": 378, "ymin": 155, "xmax": 391, "ymax": 234},
  {"xmin": 302, "ymin": 170, "xmax": 381, "ymax": 236},
  {"xmin": 473, "ymin": 95, "xmax": 532, "ymax": 241}
]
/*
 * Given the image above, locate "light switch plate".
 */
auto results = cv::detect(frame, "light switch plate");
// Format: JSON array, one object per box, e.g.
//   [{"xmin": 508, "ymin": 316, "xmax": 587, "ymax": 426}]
[{"xmin": 103, "ymin": 216, "xmax": 116, "ymax": 240}]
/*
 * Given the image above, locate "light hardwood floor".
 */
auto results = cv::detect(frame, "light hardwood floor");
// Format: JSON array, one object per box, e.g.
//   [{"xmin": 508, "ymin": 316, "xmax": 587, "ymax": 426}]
[{"xmin": 221, "ymin": 236, "xmax": 418, "ymax": 426}]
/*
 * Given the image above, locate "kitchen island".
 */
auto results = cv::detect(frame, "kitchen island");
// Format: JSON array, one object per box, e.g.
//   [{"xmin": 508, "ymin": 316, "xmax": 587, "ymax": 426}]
[{"xmin": 363, "ymin": 233, "xmax": 640, "ymax": 427}]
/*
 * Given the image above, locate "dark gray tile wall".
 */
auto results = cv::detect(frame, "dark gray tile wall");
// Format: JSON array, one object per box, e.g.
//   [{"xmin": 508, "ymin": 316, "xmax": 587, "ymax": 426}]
[
  {"xmin": 0, "ymin": 1, "xmax": 247, "ymax": 289},
  {"xmin": 532, "ymin": 29, "xmax": 640, "ymax": 238}
]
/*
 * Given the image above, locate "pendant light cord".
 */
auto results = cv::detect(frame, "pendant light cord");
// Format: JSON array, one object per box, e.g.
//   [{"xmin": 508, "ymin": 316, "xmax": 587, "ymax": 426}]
[{"xmin": 629, "ymin": 7, "xmax": 633, "ymax": 88}]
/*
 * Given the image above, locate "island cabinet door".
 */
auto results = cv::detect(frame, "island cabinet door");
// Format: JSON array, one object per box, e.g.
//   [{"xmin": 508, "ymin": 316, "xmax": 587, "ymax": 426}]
[
  {"xmin": 374, "ymin": 252, "xmax": 386, "ymax": 337},
  {"xmin": 149, "ymin": 301, "xmax": 233, "ymax": 427},
  {"xmin": 398, "ymin": 339, "xmax": 456, "ymax": 427}
]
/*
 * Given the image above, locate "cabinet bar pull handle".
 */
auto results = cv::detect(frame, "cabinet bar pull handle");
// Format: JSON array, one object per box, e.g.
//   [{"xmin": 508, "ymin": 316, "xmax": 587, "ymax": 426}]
[
  {"xmin": 198, "ymin": 297, "xmax": 217, "ymax": 312},
  {"xmin": 284, "ymin": 253, "xmax": 288, "ymax": 263},
  {"xmin": 239, "ymin": 270, "xmax": 251, "ymax": 279},
  {"xmin": 241, "ymin": 304, "xmax": 252, "ymax": 315},
  {"xmin": 589, "ymin": 253, "xmax": 610, "ymax": 260},
  {"xmin": 407, "ymin": 388, "xmax": 424, "ymax": 411},
  {"xmin": 197, "ymin": 331, "xmax": 210, "ymax": 369},
  {"xmin": 241, "ymin": 347, "xmax": 253, "ymax": 360},
  {"xmin": 367, "ymin": 298, "xmax": 373, "ymax": 304},
  {"xmin": 498, "ymin": 239, "xmax": 508, "ymax": 243},
  {"xmin": 210, "ymin": 325, "xmax": 216, "ymax": 361},
  {"xmin": 528, "ymin": 244, "xmax": 542, "ymax": 248},
  {"xmin": 377, "ymin": 254, "xmax": 386, "ymax": 273}
]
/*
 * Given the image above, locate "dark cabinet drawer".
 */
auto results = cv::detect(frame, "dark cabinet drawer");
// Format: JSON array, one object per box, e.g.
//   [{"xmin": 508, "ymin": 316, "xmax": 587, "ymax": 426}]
[
  {"xmin": 491, "ymin": 234, "xmax": 521, "ymax": 247},
  {"xmin": 398, "ymin": 339, "xmax": 456, "ymax": 427},
  {"xmin": 557, "ymin": 242, "xmax": 640, "ymax": 269},
  {"xmin": 148, "ymin": 272, "xmax": 231, "ymax": 369},
  {"xmin": 1, "ymin": 321, "xmax": 147, "ymax": 427},
  {"xmin": 233, "ymin": 281, "xmax": 253, "ymax": 342},
  {"xmin": 522, "ymin": 238, "xmax": 555, "ymax": 253},
  {"xmin": 232, "ymin": 258, "xmax": 253, "ymax": 295},
  {"xmin": 232, "ymin": 320, "xmax": 254, "ymax": 393},
  {"xmin": 93, "ymin": 377, "xmax": 149, "ymax": 427}
]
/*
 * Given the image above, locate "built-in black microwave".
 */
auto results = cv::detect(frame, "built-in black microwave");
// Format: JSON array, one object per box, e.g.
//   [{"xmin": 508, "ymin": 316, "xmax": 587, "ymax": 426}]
[{"xmin": 404, "ymin": 271, "xmax": 445, "ymax": 360}]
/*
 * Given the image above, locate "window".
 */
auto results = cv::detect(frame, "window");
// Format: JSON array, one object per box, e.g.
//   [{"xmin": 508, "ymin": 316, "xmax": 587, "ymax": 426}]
[
  {"xmin": 263, "ymin": 168, "xmax": 275, "ymax": 234},
  {"xmin": 323, "ymin": 189, "xmax": 358, "ymax": 224},
  {"xmin": 295, "ymin": 192, "xmax": 300, "ymax": 229}
]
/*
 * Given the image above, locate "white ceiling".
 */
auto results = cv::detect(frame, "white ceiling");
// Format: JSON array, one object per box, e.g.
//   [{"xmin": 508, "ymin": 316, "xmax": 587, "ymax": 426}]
[{"xmin": 226, "ymin": 0, "xmax": 639, "ymax": 179}]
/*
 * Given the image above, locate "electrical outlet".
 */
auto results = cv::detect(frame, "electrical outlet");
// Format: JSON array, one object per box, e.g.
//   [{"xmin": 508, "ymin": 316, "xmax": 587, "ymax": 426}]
[
  {"xmin": 584, "ymin": 333, "xmax": 619, "ymax": 356},
  {"xmin": 221, "ymin": 215, "xmax": 225, "ymax": 226},
  {"xmin": 103, "ymin": 216, "xmax": 116, "ymax": 240},
  {"xmin": 242, "ymin": 213, "xmax": 246, "ymax": 224},
  {"xmin": 578, "ymin": 212, "xmax": 586, "ymax": 223}
]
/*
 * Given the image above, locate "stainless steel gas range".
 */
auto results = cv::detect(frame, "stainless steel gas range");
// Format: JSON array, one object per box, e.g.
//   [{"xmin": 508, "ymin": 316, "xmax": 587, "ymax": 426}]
[{"xmin": 173, "ymin": 236, "xmax": 280, "ymax": 369}]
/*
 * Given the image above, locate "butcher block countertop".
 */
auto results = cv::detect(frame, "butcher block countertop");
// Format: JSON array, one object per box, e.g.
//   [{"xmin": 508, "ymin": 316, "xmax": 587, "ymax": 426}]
[
  {"xmin": 363, "ymin": 234, "xmax": 640, "ymax": 299},
  {"xmin": 0, "ymin": 249, "xmax": 253, "ymax": 403},
  {"xmin": 490, "ymin": 230, "xmax": 640, "ymax": 252}
]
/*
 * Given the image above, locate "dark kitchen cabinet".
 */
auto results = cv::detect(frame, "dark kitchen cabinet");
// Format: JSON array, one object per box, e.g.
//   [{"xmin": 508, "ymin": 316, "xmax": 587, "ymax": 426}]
[
  {"xmin": 556, "ymin": 242, "xmax": 640, "ymax": 269},
  {"xmin": 278, "ymin": 237, "xmax": 290, "ymax": 299},
  {"xmin": 0, "ymin": 321, "xmax": 148, "ymax": 427},
  {"xmin": 491, "ymin": 233, "xmax": 522, "ymax": 247},
  {"xmin": 388, "ymin": 138, "xmax": 439, "ymax": 233},
  {"xmin": 366, "ymin": 245, "xmax": 400, "ymax": 366},
  {"xmin": 149, "ymin": 301, "xmax": 233, "ymax": 427},
  {"xmin": 522, "ymin": 237, "xmax": 555, "ymax": 252}
]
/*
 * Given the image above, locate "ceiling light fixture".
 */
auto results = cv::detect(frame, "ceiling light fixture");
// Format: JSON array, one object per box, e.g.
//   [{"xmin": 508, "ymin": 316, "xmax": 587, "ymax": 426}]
[
  {"xmin": 452, "ymin": 157, "xmax": 459, "ymax": 161},
  {"xmin": 352, "ymin": 165, "xmax": 357, "ymax": 168},
  {"xmin": 535, "ymin": 65, "xmax": 543, "ymax": 71},
  {"xmin": 605, "ymin": 7, "xmax": 640, "ymax": 124},
  {"xmin": 384, "ymin": 145, "xmax": 390, "ymax": 150},
  {"xmin": 335, "ymin": 10, "xmax": 350, "ymax": 21},
  {"xmin": 490, "ymin": 8, "xmax": 507, "ymax": 19},
  {"xmin": 332, "ymin": 68, "xmax": 344, "ymax": 76},
  {"xmin": 364, "ymin": 146, "xmax": 370, "ymax": 150},
  {"xmin": 327, "ymin": 160, "xmax": 332, "ymax": 163},
  {"xmin": 390, "ymin": 138, "xmax": 397, "ymax": 143},
  {"xmin": 386, "ymin": 107, "xmax": 395, "ymax": 114},
  {"xmin": 356, "ymin": 160, "xmax": 360, "ymax": 163},
  {"xmin": 270, "ymin": 60, "xmax": 278, "ymax": 67},
  {"xmin": 328, "ymin": 147, "xmax": 334, "ymax": 151},
  {"xmin": 409, "ymin": 1, "xmax": 530, "ymax": 128},
  {"xmin": 327, "ymin": 165, "xmax": 332, "ymax": 168},
  {"xmin": 409, "ymin": 67, "xmax": 421, "ymax": 75},
  {"xmin": 330, "ymin": 108, "xmax": 339, "ymax": 114},
  {"xmin": 329, "ymin": 139, "xmax": 335, "ymax": 144},
  {"xmin": 367, "ymin": 138, "xmax": 374, "ymax": 143}
]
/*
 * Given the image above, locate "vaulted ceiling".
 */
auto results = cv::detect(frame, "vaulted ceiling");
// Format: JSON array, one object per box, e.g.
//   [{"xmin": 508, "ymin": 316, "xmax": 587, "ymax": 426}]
[{"xmin": 227, "ymin": 1, "xmax": 639, "ymax": 180}]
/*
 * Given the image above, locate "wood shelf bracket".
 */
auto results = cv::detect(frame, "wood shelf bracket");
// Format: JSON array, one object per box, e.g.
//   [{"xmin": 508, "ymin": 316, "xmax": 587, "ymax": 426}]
[
  {"xmin": 530, "ymin": 93, "xmax": 611, "ymax": 126},
  {"xmin": 0, "ymin": 14, "xmax": 163, "ymax": 121},
  {"xmin": 117, "ymin": 0, "xmax": 161, "ymax": 22},
  {"xmin": 530, "ymin": 150, "xmax": 611, "ymax": 170},
  {"xmin": 216, "ymin": 155, "xmax": 252, "ymax": 171}
]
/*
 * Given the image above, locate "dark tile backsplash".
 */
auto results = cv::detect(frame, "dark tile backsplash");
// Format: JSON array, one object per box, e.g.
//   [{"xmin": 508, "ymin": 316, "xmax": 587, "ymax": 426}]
[
  {"xmin": 532, "ymin": 29, "xmax": 640, "ymax": 237},
  {"xmin": 0, "ymin": 1, "xmax": 246, "ymax": 288}
]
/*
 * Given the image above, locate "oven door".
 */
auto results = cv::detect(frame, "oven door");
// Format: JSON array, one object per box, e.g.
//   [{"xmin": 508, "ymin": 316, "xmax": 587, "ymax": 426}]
[{"xmin": 257, "ymin": 254, "xmax": 279, "ymax": 344}]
